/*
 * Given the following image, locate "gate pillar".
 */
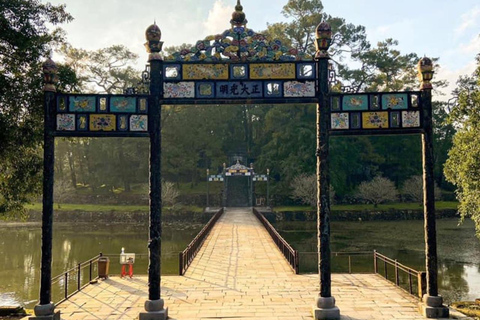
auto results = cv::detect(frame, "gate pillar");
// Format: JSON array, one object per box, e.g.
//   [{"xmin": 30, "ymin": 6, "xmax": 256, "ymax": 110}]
[
  {"xmin": 30, "ymin": 59, "xmax": 60, "ymax": 320},
  {"xmin": 139, "ymin": 22, "xmax": 168, "ymax": 320},
  {"xmin": 313, "ymin": 22, "xmax": 340, "ymax": 320},
  {"xmin": 417, "ymin": 57, "xmax": 449, "ymax": 318}
]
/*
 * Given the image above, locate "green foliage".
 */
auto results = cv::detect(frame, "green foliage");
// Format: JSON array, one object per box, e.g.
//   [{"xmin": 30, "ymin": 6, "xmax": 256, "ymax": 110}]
[
  {"xmin": 0, "ymin": 0, "xmax": 71, "ymax": 216},
  {"xmin": 58, "ymin": 43, "xmax": 140, "ymax": 93},
  {"xmin": 445, "ymin": 54, "xmax": 480, "ymax": 237},
  {"xmin": 264, "ymin": 0, "xmax": 368, "ymax": 58}
]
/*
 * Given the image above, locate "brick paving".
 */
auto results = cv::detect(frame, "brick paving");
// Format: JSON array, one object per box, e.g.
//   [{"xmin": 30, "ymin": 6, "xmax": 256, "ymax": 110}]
[{"xmin": 48, "ymin": 208, "xmax": 467, "ymax": 319}]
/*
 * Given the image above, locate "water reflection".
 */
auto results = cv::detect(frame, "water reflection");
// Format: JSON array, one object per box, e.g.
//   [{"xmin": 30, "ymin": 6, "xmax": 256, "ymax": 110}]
[
  {"xmin": 276, "ymin": 218, "xmax": 480, "ymax": 304},
  {"xmin": 0, "ymin": 221, "xmax": 203, "ymax": 308}
]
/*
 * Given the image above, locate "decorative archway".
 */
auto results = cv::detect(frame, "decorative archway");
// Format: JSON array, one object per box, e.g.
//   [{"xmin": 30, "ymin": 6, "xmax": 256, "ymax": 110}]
[{"xmin": 34, "ymin": 1, "xmax": 448, "ymax": 319}]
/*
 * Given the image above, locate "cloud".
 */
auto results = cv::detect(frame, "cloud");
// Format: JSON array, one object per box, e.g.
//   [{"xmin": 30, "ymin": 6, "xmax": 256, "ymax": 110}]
[
  {"xmin": 203, "ymin": 0, "xmax": 233, "ymax": 36},
  {"xmin": 455, "ymin": 6, "xmax": 480, "ymax": 35},
  {"xmin": 435, "ymin": 60, "xmax": 477, "ymax": 102},
  {"xmin": 459, "ymin": 33, "xmax": 480, "ymax": 54}
]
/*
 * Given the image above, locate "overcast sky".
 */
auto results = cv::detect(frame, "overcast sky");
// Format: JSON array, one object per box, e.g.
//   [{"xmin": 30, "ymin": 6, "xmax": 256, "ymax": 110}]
[{"xmin": 48, "ymin": 0, "xmax": 480, "ymax": 101}]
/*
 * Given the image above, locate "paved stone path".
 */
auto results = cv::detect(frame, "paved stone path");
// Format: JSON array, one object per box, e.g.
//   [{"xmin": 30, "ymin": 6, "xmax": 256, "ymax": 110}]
[{"xmin": 50, "ymin": 208, "xmax": 465, "ymax": 320}]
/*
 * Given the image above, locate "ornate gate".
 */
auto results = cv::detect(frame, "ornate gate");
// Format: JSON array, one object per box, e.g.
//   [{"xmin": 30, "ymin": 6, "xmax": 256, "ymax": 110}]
[{"xmin": 34, "ymin": 1, "xmax": 447, "ymax": 319}]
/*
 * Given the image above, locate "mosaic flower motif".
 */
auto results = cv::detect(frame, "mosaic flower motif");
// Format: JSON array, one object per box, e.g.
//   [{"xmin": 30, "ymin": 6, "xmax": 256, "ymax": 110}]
[
  {"xmin": 130, "ymin": 115, "xmax": 148, "ymax": 132},
  {"xmin": 362, "ymin": 112, "xmax": 389, "ymax": 129},
  {"xmin": 90, "ymin": 115, "xmax": 116, "ymax": 131},
  {"xmin": 164, "ymin": 82, "xmax": 195, "ymax": 98},
  {"xmin": 331, "ymin": 113, "xmax": 349, "ymax": 130},
  {"xmin": 284, "ymin": 81, "xmax": 315, "ymax": 97},
  {"xmin": 402, "ymin": 111, "xmax": 420, "ymax": 127},
  {"xmin": 57, "ymin": 114, "xmax": 75, "ymax": 131}
]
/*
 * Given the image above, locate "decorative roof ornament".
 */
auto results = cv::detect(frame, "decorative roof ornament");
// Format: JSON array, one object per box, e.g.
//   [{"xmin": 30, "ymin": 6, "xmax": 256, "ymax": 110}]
[
  {"xmin": 315, "ymin": 21, "xmax": 332, "ymax": 59},
  {"xmin": 227, "ymin": 160, "xmax": 252, "ymax": 171},
  {"xmin": 230, "ymin": 0, "xmax": 247, "ymax": 27},
  {"xmin": 145, "ymin": 22, "xmax": 163, "ymax": 61},
  {"xmin": 165, "ymin": 1, "xmax": 312, "ymax": 63},
  {"xmin": 417, "ymin": 57, "xmax": 434, "ymax": 90},
  {"xmin": 42, "ymin": 58, "xmax": 58, "ymax": 92}
]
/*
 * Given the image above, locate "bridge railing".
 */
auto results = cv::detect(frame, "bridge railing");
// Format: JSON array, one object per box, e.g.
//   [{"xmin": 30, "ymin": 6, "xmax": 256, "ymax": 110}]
[
  {"xmin": 179, "ymin": 208, "xmax": 224, "ymax": 275},
  {"xmin": 253, "ymin": 208, "xmax": 299, "ymax": 274},
  {"xmin": 374, "ymin": 250, "xmax": 426, "ymax": 299},
  {"xmin": 51, "ymin": 254, "xmax": 101, "ymax": 306}
]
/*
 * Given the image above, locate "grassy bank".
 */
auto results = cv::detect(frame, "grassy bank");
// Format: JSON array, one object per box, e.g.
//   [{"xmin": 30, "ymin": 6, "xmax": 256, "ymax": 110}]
[
  {"xmin": 26, "ymin": 202, "xmax": 458, "ymax": 213},
  {"xmin": 26, "ymin": 203, "xmax": 204, "ymax": 213},
  {"xmin": 275, "ymin": 201, "xmax": 458, "ymax": 212}
]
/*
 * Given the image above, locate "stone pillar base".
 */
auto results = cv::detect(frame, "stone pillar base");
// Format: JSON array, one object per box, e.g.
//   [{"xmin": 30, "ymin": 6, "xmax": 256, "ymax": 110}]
[
  {"xmin": 313, "ymin": 296, "xmax": 341, "ymax": 320},
  {"xmin": 138, "ymin": 299, "xmax": 167, "ymax": 320},
  {"xmin": 138, "ymin": 309, "xmax": 168, "ymax": 320},
  {"xmin": 29, "ymin": 303, "xmax": 60, "ymax": 320},
  {"xmin": 28, "ymin": 312, "xmax": 60, "ymax": 320},
  {"xmin": 418, "ymin": 295, "xmax": 449, "ymax": 318}
]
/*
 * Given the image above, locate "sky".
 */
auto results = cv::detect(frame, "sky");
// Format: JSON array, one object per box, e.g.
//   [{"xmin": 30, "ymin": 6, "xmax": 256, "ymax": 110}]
[{"xmin": 48, "ymin": 0, "xmax": 480, "ymax": 101}]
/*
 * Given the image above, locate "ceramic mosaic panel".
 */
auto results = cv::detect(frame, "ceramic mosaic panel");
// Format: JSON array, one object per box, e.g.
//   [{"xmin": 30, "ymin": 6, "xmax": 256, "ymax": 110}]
[
  {"xmin": 138, "ymin": 98, "xmax": 148, "ymax": 113},
  {"xmin": 69, "ymin": 96, "xmax": 96, "ymax": 112},
  {"xmin": 331, "ymin": 113, "xmax": 349, "ymax": 130},
  {"xmin": 130, "ymin": 115, "xmax": 148, "ymax": 132},
  {"xmin": 382, "ymin": 94, "xmax": 408, "ymax": 110},
  {"xmin": 390, "ymin": 112, "xmax": 401, "ymax": 128},
  {"xmin": 57, "ymin": 96, "xmax": 67, "ymax": 112},
  {"xmin": 264, "ymin": 82, "xmax": 283, "ymax": 97},
  {"xmin": 110, "ymin": 97, "xmax": 136, "ymax": 113},
  {"xmin": 362, "ymin": 112, "xmax": 389, "ymax": 129},
  {"xmin": 284, "ymin": 81, "xmax": 315, "ymax": 97},
  {"xmin": 343, "ymin": 95, "xmax": 369, "ymax": 111},
  {"xmin": 216, "ymin": 81, "xmax": 263, "ymax": 98},
  {"xmin": 351, "ymin": 113, "xmax": 361, "ymax": 129},
  {"xmin": 99, "ymin": 97, "xmax": 108, "ymax": 112},
  {"xmin": 297, "ymin": 63, "xmax": 315, "ymax": 79},
  {"xmin": 183, "ymin": 64, "xmax": 229, "ymax": 80},
  {"xmin": 164, "ymin": 82, "xmax": 195, "ymax": 98},
  {"xmin": 250, "ymin": 63, "xmax": 296, "ymax": 79},
  {"xmin": 402, "ymin": 111, "xmax": 420, "ymax": 127},
  {"xmin": 231, "ymin": 65, "xmax": 248, "ymax": 79},
  {"xmin": 89, "ymin": 114, "xmax": 116, "ymax": 131},
  {"xmin": 196, "ymin": 83, "xmax": 215, "ymax": 98},
  {"xmin": 117, "ymin": 115, "xmax": 128, "ymax": 131},
  {"xmin": 77, "ymin": 115, "xmax": 88, "ymax": 131},
  {"xmin": 56, "ymin": 114, "xmax": 75, "ymax": 131}
]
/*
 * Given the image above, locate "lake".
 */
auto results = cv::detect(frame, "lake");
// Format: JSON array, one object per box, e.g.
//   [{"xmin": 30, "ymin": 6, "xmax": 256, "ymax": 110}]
[
  {"xmin": 0, "ymin": 217, "xmax": 479, "ymax": 308},
  {"xmin": 0, "ymin": 221, "xmax": 204, "ymax": 308},
  {"xmin": 275, "ymin": 218, "xmax": 480, "ymax": 303}
]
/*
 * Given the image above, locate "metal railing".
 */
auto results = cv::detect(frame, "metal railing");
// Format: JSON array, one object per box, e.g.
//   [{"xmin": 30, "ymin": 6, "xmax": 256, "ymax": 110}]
[
  {"xmin": 51, "ymin": 254, "xmax": 101, "ymax": 306},
  {"xmin": 374, "ymin": 250, "xmax": 426, "ymax": 299},
  {"xmin": 332, "ymin": 251, "xmax": 373, "ymax": 273},
  {"xmin": 179, "ymin": 208, "xmax": 224, "ymax": 275},
  {"xmin": 253, "ymin": 208, "xmax": 299, "ymax": 274}
]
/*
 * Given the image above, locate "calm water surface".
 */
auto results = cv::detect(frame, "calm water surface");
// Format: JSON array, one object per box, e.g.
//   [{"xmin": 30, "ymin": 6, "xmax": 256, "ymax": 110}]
[
  {"xmin": 1, "ymin": 218, "xmax": 479, "ymax": 308},
  {"xmin": 275, "ymin": 218, "xmax": 480, "ymax": 303},
  {"xmin": 0, "ymin": 221, "xmax": 203, "ymax": 308}
]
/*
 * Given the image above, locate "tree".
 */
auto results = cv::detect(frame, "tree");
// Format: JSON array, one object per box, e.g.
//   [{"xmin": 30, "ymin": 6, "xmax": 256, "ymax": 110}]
[
  {"xmin": 290, "ymin": 173, "xmax": 316, "ymax": 206},
  {"xmin": 263, "ymin": 0, "xmax": 369, "ymax": 59},
  {"xmin": 0, "ymin": 0, "xmax": 72, "ymax": 216},
  {"xmin": 444, "ymin": 54, "xmax": 480, "ymax": 237},
  {"xmin": 290, "ymin": 173, "xmax": 335, "ymax": 206},
  {"xmin": 59, "ymin": 44, "xmax": 140, "ymax": 94},
  {"xmin": 162, "ymin": 180, "xmax": 179, "ymax": 207},
  {"xmin": 355, "ymin": 176, "xmax": 398, "ymax": 207},
  {"xmin": 401, "ymin": 175, "xmax": 441, "ymax": 203}
]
